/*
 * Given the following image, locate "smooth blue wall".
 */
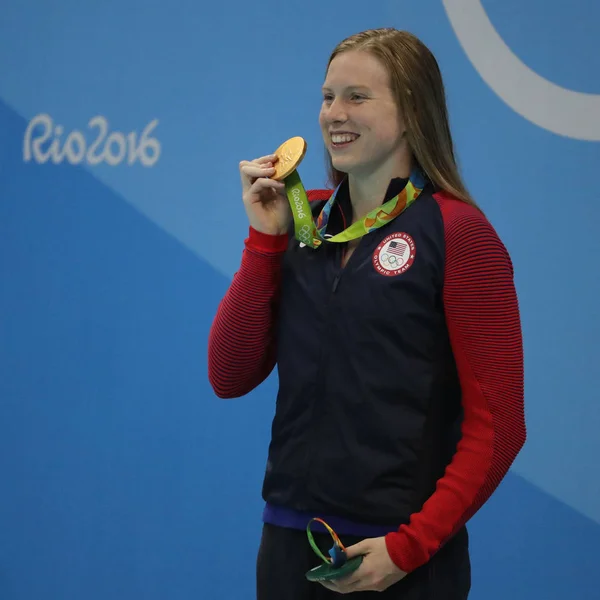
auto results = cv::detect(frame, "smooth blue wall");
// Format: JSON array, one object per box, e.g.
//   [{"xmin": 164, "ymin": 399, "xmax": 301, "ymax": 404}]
[{"xmin": 1, "ymin": 0, "xmax": 598, "ymax": 598}]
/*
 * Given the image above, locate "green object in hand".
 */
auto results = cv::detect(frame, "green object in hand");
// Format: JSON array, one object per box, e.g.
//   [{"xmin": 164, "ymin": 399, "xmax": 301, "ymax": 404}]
[
  {"xmin": 305, "ymin": 555, "xmax": 364, "ymax": 582},
  {"xmin": 304, "ymin": 518, "xmax": 364, "ymax": 582}
]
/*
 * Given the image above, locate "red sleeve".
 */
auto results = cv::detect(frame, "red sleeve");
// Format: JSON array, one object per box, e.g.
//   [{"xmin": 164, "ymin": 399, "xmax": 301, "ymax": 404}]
[
  {"xmin": 384, "ymin": 193, "xmax": 526, "ymax": 572},
  {"xmin": 207, "ymin": 189, "xmax": 331, "ymax": 398},
  {"xmin": 207, "ymin": 227, "xmax": 287, "ymax": 398}
]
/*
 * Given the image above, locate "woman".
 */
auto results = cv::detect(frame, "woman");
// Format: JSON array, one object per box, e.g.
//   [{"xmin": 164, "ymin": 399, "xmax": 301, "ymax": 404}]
[{"xmin": 208, "ymin": 28, "xmax": 526, "ymax": 599}]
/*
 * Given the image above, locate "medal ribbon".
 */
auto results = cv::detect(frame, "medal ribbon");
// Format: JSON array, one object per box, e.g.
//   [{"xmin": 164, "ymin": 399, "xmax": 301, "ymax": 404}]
[
  {"xmin": 284, "ymin": 168, "xmax": 426, "ymax": 249},
  {"xmin": 306, "ymin": 518, "xmax": 348, "ymax": 568}
]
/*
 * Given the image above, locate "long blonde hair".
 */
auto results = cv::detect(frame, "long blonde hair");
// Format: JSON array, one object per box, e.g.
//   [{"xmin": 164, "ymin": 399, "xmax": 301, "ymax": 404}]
[{"xmin": 324, "ymin": 28, "xmax": 477, "ymax": 207}]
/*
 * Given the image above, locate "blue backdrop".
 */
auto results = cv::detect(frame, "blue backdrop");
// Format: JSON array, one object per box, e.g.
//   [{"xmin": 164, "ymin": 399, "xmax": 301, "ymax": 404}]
[{"xmin": 1, "ymin": 0, "xmax": 598, "ymax": 598}]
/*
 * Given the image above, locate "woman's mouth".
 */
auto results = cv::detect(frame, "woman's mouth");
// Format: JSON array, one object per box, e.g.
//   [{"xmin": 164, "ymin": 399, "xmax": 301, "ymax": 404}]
[{"xmin": 330, "ymin": 132, "xmax": 360, "ymax": 149}]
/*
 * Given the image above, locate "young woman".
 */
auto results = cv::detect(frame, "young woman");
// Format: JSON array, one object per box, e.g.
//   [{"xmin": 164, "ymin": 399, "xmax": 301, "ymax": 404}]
[{"xmin": 208, "ymin": 28, "xmax": 526, "ymax": 599}]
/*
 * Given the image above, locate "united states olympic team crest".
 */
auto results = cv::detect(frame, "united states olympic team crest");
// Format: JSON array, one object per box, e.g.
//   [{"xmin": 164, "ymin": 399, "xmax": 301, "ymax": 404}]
[{"xmin": 372, "ymin": 233, "xmax": 416, "ymax": 276}]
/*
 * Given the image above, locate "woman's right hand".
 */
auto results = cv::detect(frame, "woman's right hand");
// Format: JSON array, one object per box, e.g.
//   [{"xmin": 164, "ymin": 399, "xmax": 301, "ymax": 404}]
[{"xmin": 239, "ymin": 154, "xmax": 292, "ymax": 236}]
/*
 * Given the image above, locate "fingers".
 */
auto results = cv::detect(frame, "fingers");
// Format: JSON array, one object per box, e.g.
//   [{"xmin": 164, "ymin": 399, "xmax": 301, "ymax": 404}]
[
  {"xmin": 241, "ymin": 162, "xmax": 276, "ymax": 181},
  {"xmin": 245, "ymin": 153, "xmax": 277, "ymax": 165},
  {"xmin": 320, "ymin": 577, "xmax": 357, "ymax": 594},
  {"xmin": 239, "ymin": 154, "xmax": 281, "ymax": 194},
  {"xmin": 258, "ymin": 154, "xmax": 278, "ymax": 164},
  {"xmin": 246, "ymin": 176, "xmax": 286, "ymax": 202},
  {"xmin": 344, "ymin": 540, "xmax": 368, "ymax": 559},
  {"xmin": 338, "ymin": 571, "xmax": 361, "ymax": 587},
  {"xmin": 239, "ymin": 154, "xmax": 278, "ymax": 175},
  {"xmin": 319, "ymin": 581, "xmax": 339, "ymax": 593}
]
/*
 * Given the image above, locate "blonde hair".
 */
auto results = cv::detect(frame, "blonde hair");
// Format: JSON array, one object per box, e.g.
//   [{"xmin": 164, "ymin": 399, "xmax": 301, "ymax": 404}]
[{"xmin": 324, "ymin": 28, "xmax": 477, "ymax": 207}]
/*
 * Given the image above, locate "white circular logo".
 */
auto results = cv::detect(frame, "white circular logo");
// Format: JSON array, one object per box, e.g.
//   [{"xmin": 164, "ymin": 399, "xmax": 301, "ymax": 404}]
[
  {"xmin": 443, "ymin": 0, "xmax": 600, "ymax": 141},
  {"xmin": 373, "ymin": 233, "xmax": 416, "ymax": 276}
]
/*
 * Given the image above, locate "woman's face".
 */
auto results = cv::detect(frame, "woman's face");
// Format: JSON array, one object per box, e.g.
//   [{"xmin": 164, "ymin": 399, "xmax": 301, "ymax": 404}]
[{"xmin": 319, "ymin": 50, "xmax": 407, "ymax": 179}]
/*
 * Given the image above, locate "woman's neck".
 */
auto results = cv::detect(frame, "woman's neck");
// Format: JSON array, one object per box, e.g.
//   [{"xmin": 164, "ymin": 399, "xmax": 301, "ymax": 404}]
[{"xmin": 347, "ymin": 155, "xmax": 413, "ymax": 222}]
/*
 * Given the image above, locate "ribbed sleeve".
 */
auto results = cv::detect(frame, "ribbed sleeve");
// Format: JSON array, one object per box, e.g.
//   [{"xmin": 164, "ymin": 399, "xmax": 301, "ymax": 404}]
[
  {"xmin": 207, "ymin": 227, "xmax": 288, "ymax": 398},
  {"xmin": 208, "ymin": 189, "xmax": 332, "ymax": 398},
  {"xmin": 385, "ymin": 193, "xmax": 526, "ymax": 573}
]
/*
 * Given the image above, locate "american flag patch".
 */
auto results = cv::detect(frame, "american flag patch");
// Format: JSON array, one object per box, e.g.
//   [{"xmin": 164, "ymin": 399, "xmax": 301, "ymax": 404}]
[{"xmin": 387, "ymin": 240, "xmax": 407, "ymax": 256}]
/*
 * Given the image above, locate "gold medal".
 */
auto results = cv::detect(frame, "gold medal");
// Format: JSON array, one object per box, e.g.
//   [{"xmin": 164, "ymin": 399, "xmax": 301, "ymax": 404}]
[{"xmin": 271, "ymin": 136, "xmax": 307, "ymax": 181}]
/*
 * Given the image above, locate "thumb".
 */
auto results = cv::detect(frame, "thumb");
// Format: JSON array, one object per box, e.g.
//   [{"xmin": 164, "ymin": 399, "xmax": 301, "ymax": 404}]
[{"xmin": 344, "ymin": 539, "xmax": 372, "ymax": 559}]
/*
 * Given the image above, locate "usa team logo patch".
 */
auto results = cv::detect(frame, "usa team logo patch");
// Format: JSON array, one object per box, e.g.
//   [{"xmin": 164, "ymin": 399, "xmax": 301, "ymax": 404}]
[{"xmin": 372, "ymin": 233, "xmax": 416, "ymax": 277}]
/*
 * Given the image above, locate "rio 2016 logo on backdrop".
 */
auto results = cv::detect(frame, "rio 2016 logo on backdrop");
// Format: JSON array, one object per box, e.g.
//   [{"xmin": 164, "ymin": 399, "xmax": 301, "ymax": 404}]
[
  {"xmin": 443, "ymin": 0, "xmax": 600, "ymax": 142},
  {"xmin": 23, "ymin": 114, "xmax": 161, "ymax": 167}
]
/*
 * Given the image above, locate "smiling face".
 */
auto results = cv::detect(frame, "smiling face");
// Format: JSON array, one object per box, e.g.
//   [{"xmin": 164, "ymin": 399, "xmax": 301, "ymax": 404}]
[{"xmin": 319, "ymin": 49, "xmax": 409, "ymax": 181}]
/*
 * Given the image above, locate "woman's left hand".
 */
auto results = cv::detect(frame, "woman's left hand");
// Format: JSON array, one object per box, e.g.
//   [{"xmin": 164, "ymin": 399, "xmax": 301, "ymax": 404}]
[{"xmin": 319, "ymin": 537, "xmax": 408, "ymax": 594}]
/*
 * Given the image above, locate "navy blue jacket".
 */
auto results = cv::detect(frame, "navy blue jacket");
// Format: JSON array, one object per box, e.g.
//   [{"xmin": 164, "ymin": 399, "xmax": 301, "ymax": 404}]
[{"xmin": 264, "ymin": 178, "xmax": 463, "ymax": 525}]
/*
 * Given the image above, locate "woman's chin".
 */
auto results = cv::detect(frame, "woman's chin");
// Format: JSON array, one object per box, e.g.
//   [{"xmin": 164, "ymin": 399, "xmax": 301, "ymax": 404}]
[{"xmin": 331, "ymin": 158, "xmax": 352, "ymax": 174}]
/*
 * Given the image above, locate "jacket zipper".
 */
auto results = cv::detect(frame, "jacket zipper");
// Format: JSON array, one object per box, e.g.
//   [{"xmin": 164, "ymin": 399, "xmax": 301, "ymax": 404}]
[
  {"xmin": 332, "ymin": 273, "xmax": 341, "ymax": 293},
  {"xmin": 303, "ymin": 202, "xmax": 348, "ymax": 494}
]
